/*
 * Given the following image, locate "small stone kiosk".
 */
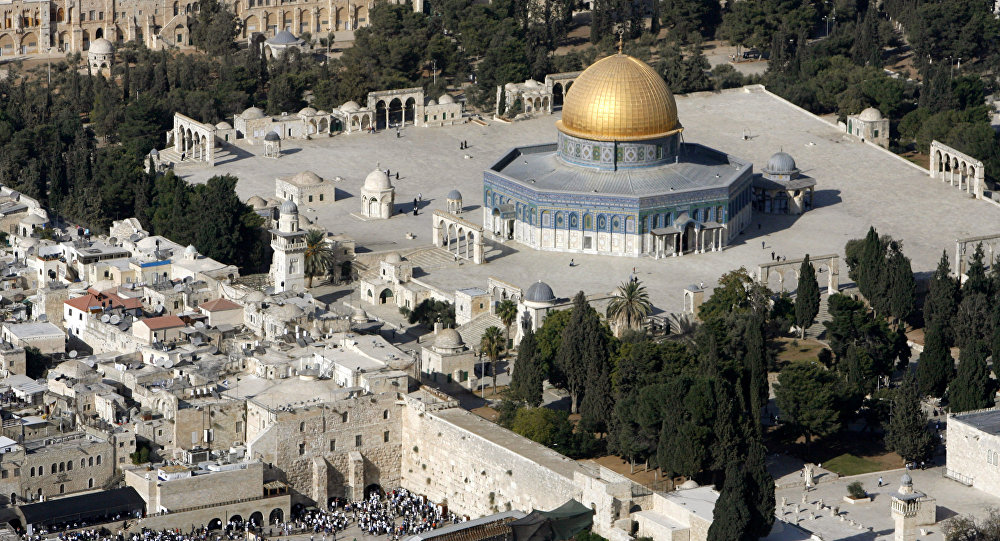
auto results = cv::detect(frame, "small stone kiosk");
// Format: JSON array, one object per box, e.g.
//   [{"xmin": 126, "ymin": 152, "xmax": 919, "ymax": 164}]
[{"xmin": 890, "ymin": 472, "xmax": 936, "ymax": 541}]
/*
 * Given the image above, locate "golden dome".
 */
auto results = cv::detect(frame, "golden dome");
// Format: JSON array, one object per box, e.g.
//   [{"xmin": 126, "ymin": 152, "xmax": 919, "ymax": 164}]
[{"xmin": 556, "ymin": 54, "xmax": 681, "ymax": 142}]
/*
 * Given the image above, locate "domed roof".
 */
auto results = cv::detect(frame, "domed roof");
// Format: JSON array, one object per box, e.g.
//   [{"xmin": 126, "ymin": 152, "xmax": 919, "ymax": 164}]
[
  {"xmin": 264, "ymin": 131, "xmax": 281, "ymax": 142},
  {"xmin": 364, "ymin": 168, "xmax": 392, "ymax": 191},
  {"xmin": 858, "ymin": 107, "xmax": 883, "ymax": 121},
  {"xmin": 89, "ymin": 38, "xmax": 114, "ymax": 55},
  {"xmin": 434, "ymin": 328, "xmax": 464, "ymax": 349},
  {"xmin": 764, "ymin": 152, "xmax": 797, "ymax": 175},
  {"xmin": 267, "ymin": 29, "xmax": 303, "ymax": 45},
  {"xmin": 557, "ymin": 54, "xmax": 680, "ymax": 142},
  {"xmin": 290, "ymin": 171, "xmax": 323, "ymax": 186},
  {"xmin": 184, "ymin": 244, "xmax": 197, "ymax": 256},
  {"xmin": 340, "ymin": 101, "xmax": 361, "ymax": 112},
  {"xmin": 678, "ymin": 479, "xmax": 699, "ymax": 489},
  {"xmin": 272, "ymin": 302, "xmax": 304, "ymax": 319},
  {"xmin": 215, "ymin": 121, "xmax": 233, "ymax": 130},
  {"xmin": 246, "ymin": 290, "xmax": 266, "ymax": 303},
  {"xmin": 280, "ymin": 200, "xmax": 298, "ymax": 214},
  {"xmin": 900, "ymin": 472, "xmax": 912, "ymax": 487},
  {"xmin": 447, "ymin": 189, "xmax": 462, "ymax": 200},
  {"xmin": 524, "ymin": 280, "xmax": 555, "ymax": 302},
  {"xmin": 426, "ymin": 99, "xmax": 438, "ymax": 107},
  {"xmin": 524, "ymin": 79, "xmax": 541, "ymax": 88},
  {"xmin": 242, "ymin": 106, "xmax": 266, "ymax": 120},
  {"xmin": 247, "ymin": 195, "xmax": 268, "ymax": 209},
  {"xmin": 438, "ymin": 94, "xmax": 455, "ymax": 104},
  {"xmin": 299, "ymin": 107, "xmax": 318, "ymax": 116},
  {"xmin": 384, "ymin": 252, "xmax": 402, "ymax": 264}
]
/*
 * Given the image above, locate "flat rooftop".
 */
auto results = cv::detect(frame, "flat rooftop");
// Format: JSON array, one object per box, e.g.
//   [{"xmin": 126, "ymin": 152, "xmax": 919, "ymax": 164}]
[
  {"xmin": 491, "ymin": 143, "xmax": 747, "ymax": 198},
  {"xmin": 953, "ymin": 408, "xmax": 1000, "ymax": 434},
  {"xmin": 3, "ymin": 322, "xmax": 64, "ymax": 339}
]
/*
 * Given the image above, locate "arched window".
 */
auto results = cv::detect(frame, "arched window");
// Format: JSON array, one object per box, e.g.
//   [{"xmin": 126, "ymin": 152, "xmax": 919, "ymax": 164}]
[
  {"xmin": 88, "ymin": 457, "xmax": 94, "ymax": 467},
  {"xmin": 96, "ymin": 455, "xmax": 102, "ymax": 465},
  {"xmin": 383, "ymin": 410, "xmax": 388, "ymax": 419},
  {"xmin": 299, "ymin": 422, "xmax": 305, "ymax": 432}
]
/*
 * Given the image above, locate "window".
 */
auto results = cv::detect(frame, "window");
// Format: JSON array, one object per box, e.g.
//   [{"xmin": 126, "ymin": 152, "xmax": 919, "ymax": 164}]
[
  {"xmin": 319, "ymin": 194, "xmax": 324, "ymax": 201},
  {"xmin": 59, "ymin": 484, "xmax": 64, "ymax": 494},
  {"xmin": 2, "ymin": 470, "xmax": 8, "ymax": 479},
  {"xmin": 81, "ymin": 459, "xmax": 85, "ymax": 467},
  {"xmin": 329, "ymin": 440, "xmax": 336, "ymax": 452},
  {"xmin": 67, "ymin": 461, "xmax": 72, "ymax": 471},
  {"xmin": 383, "ymin": 410, "xmax": 388, "ymax": 420},
  {"xmin": 298, "ymin": 443, "xmax": 305, "ymax": 455},
  {"xmin": 88, "ymin": 478, "xmax": 93, "ymax": 488},
  {"xmin": 89, "ymin": 457, "xmax": 93, "ymax": 466},
  {"xmin": 341, "ymin": 412, "xmax": 348, "ymax": 423},
  {"xmin": 96, "ymin": 455, "xmax": 101, "ymax": 465},
  {"xmin": 308, "ymin": 196, "xmax": 313, "ymax": 203},
  {"xmin": 355, "ymin": 435, "xmax": 362, "ymax": 447},
  {"xmin": 383, "ymin": 431, "xmax": 389, "ymax": 443},
  {"xmin": 51, "ymin": 464, "xmax": 56, "ymax": 474},
  {"xmin": 299, "ymin": 421, "xmax": 305, "ymax": 432},
  {"xmin": 13, "ymin": 468, "xmax": 19, "ymax": 477}
]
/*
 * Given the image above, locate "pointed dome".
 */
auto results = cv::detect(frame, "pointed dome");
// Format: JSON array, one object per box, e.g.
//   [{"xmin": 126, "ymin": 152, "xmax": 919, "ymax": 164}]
[
  {"xmin": 557, "ymin": 54, "xmax": 680, "ymax": 142},
  {"xmin": 299, "ymin": 107, "xmax": 317, "ymax": 116},
  {"xmin": 364, "ymin": 168, "xmax": 392, "ymax": 191},
  {"xmin": 280, "ymin": 200, "xmax": 298, "ymax": 214},
  {"xmin": 447, "ymin": 190, "xmax": 462, "ymax": 200},
  {"xmin": 267, "ymin": 29, "xmax": 303, "ymax": 45}
]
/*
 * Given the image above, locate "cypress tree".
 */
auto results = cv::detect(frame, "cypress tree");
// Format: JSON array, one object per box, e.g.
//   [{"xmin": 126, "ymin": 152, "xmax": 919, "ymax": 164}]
[
  {"xmin": 885, "ymin": 372, "xmax": 934, "ymax": 462},
  {"xmin": 795, "ymin": 254, "xmax": 820, "ymax": 339},
  {"xmin": 887, "ymin": 244, "xmax": 916, "ymax": 330},
  {"xmin": 745, "ymin": 437, "xmax": 776, "ymax": 537},
  {"xmin": 706, "ymin": 462, "xmax": 752, "ymax": 541},
  {"xmin": 950, "ymin": 340, "xmax": 993, "ymax": 412},
  {"xmin": 556, "ymin": 292, "xmax": 592, "ymax": 413},
  {"xmin": 916, "ymin": 324, "xmax": 954, "ymax": 397},
  {"xmin": 964, "ymin": 243, "xmax": 992, "ymax": 297},
  {"xmin": 579, "ymin": 352, "xmax": 613, "ymax": 434},
  {"xmin": 924, "ymin": 251, "xmax": 959, "ymax": 347},
  {"xmin": 509, "ymin": 328, "xmax": 544, "ymax": 406},
  {"xmin": 743, "ymin": 314, "xmax": 769, "ymax": 414}
]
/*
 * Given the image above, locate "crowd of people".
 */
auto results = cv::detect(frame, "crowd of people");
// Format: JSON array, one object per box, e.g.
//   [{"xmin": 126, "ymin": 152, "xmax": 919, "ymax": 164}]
[
  {"xmin": 25, "ymin": 488, "xmax": 459, "ymax": 541},
  {"xmin": 283, "ymin": 488, "xmax": 462, "ymax": 540}
]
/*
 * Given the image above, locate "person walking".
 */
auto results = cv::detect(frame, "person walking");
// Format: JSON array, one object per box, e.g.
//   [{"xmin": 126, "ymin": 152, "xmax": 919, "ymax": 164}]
[
  {"xmin": 413, "ymin": 198, "xmax": 418, "ymax": 215},
  {"xmin": 762, "ymin": 240, "xmax": 765, "ymax": 249},
  {"xmin": 771, "ymin": 251, "xmax": 775, "ymax": 260},
  {"xmin": 877, "ymin": 476, "xmax": 883, "ymax": 487}
]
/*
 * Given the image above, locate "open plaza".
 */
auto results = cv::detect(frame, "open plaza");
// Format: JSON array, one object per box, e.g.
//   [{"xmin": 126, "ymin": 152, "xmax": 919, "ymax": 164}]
[{"xmin": 178, "ymin": 85, "xmax": 1000, "ymax": 313}]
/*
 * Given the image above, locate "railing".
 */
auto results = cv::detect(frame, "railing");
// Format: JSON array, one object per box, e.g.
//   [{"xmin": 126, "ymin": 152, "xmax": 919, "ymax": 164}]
[
  {"xmin": 944, "ymin": 468, "xmax": 973, "ymax": 486},
  {"xmin": 161, "ymin": 493, "xmax": 284, "ymax": 515}
]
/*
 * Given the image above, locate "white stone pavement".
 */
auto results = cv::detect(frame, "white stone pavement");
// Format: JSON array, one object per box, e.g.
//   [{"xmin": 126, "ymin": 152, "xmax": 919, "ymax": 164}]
[{"xmin": 179, "ymin": 86, "xmax": 1000, "ymax": 314}]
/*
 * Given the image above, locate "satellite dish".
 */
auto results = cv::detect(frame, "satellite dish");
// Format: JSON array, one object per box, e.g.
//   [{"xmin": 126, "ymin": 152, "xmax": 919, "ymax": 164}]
[
  {"xmin": 68, "ymin": 350, "xmax": 78, "ymax": 359},
  {"xmin": 100, "ymin": 314, "xmax": 111, "ymax": 323},
  {"xmin": 110, "ymin": 315, "xmax": 121, "ymax": 325}
]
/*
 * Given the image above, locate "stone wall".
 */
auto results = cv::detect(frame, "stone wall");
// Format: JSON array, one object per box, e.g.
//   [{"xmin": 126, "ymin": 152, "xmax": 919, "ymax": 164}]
[
  {"xmin": 134, "ymin": 495, "xmax": 291, "ymax": 532},
  {"xmin": 947, "ymin": 409, "xmax": 1000, "ymax": 492},
  {"xmin": 174, "ymin": 399, "xmax": 246, "ymax": 450},
  {"xmin": 0, "ymin": 434, "xmax": 115, "ymax": 501},
  {"xmin": 247, "ymin": 392, "xmax": 402, "ymax": 503}
]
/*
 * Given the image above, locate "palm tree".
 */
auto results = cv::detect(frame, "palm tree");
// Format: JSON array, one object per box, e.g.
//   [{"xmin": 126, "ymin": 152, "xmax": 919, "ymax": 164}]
[
  {"xmin": 481, "ymin": 326, "xmax": 504, "ymax": 396},
  {"xmin": 495, "ymin": 299, "xmax": 517, "ymax": 353},
  {"xmin": 606, "ymin": 279, "xmax": 653, "ymax": 336},
  {"xmin": 303, "ymin": 229, "xmax": 334, "ymax": 288}
]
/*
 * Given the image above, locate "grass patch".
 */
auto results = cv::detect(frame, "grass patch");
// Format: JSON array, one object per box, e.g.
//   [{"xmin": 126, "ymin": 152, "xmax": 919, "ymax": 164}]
[
  {"xmin": 824, "ymin": 454, "xmax": 885, "ymax": 476},
  {"xmin": 775, "ymin": 337, "xmax": 829, "ymax": 365}
]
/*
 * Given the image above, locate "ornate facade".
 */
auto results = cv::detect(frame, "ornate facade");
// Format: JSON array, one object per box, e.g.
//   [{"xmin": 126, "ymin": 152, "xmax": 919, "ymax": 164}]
[
  {"xmin": 0, "ymin": 0, "xmax": 420, "ymax": 56},
  {"xmin": 483, "ymin": 53, "xmax": 753, "ymax": 258}
]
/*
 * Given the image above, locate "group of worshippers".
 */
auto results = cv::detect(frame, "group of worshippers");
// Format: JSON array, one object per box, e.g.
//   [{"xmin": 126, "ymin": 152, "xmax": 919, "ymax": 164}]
[
  {"xmin": 287, "ymin": 488, "xmax": 463, "ymax": 540},
  {"xmin": 39, "ymin": 524, "xmax": 243, "ymax": 541}
]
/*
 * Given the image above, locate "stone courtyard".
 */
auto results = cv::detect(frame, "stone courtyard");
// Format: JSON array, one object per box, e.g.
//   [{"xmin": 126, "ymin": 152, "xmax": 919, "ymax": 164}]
[{"xmin": 178, "ymin": 86, "xmax": 1000, "ymax": 313}]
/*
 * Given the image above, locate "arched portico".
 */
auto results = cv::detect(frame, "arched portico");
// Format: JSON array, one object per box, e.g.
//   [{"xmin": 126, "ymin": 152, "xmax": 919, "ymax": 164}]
[
  {"xmin": 758, "ymin": 254, "xmax": 840, "ymax": 294},
  {"xmin": 432, "ymin": 210, "xmax": 485, "ymax": 263},
  {"xmin": 930, "ymin": 140, "xmax": 984, "ymax": 200}
]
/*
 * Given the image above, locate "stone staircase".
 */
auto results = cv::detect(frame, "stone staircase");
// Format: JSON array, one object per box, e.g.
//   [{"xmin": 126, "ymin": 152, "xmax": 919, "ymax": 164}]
[
  {"xmin": 406, "ymin": 247, "xmax": 461, "ymax": 271},
  {"xmin": 803, "ymin": 294, "xmax": 832, "ymax": 340},
  {"xmin": 156, "ymin": 146, "xmax": 239, "ymax": 167},
  {"xmin": 457, "ymin": 312, "xmax": 505, "ymax": 349}
]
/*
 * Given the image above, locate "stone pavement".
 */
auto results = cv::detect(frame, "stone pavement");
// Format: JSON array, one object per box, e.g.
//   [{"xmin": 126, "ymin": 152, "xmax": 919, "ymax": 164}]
[
  {"xmin": 179, "ymin": 86, "xmax": 1000, "ymax": 314},
  {"xmin": 775, "ymin": 466, "xmax": 1000, "ymax": 539}
]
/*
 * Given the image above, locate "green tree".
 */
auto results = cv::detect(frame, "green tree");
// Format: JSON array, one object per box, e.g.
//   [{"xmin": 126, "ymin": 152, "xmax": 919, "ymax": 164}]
[
  {"xmin": 963, "ymin": 243, "xmax": 992, "ymax": 297},
  {"xmin": 555, "ymin": 292, "xmax": 599, "ymax": 413},
  {"xmin": 509, "ymin": 328, "xmax": 544, "ymax": 406},
  {"xmin": 606, "ymin": 280, "xmax": 653, "ymax": 337},
  {"xmin": 190, "ymin": 0, "xmax": 240, "ymax": 55},
  {"xmin": 774, "ymin": 363, "xmax": 841, "ymax": 444},
  {"xmin": 481, "ymin": 326, "xmax": 505, "ymax": 395},
  {"xmin": 916, "ymin": 324, "xmax": 954, "ymax": 397},
  {"xmin": 886, "ymin": 243, "xmax": 916, "ymax": 329},
  {"xmin": 885, "ymin": 372, "xmax": 934, "ymax": 462},
  {"xmin": 949, "ymin": 340, "xmax": 994, "ymax": 412},
  {"xmin": 303, "ymin": 229, "xmax": 334, "ymax": 288},
  {"xmin": 706, "ymin": 462, "xmax": 752, "ymax": 541},
  {"xmin": 924, "ymin": 251, "xmax": 960, "ymax": 347},
  {"xmin": 496, "ymin": 299, "xmax": 518, "ymax": 352},
  {"xmin": 794, "ymin": 254, "xmax": 820, "ymax": 339}
]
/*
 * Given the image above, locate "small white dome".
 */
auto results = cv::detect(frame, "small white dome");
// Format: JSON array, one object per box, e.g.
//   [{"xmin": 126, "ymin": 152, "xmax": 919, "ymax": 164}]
[
  {"xmin": 858, "ymin": 107, "xmax": 883, "ymax": 121},
  {"xmin": 289, "ymin": 171, "xmax": 323, "ymax": 186},
  {"xmin": 299, "ymin": 107, "xmax": 318, "ymax": 116},
  {"xmin": 246, "ymin": 195, "xmax": 268, "ymax": 209},
  {"xmin": 524, "ymin": 79, "xmax": 541, "ymax": 88},
  {"xmin": 385, "ymin": 252, "xmax": 402, "ymax": 264},
  {"xmin": 215, "ymin": 121, "xmax": 233, "ymax": 130},
  {"xmin": 242, "ymin": 106, "xmax": 266, "ymax": 120},
  {"xmin": 678, "ymin": 480, "xmax": 699, "ymax": 490},
  {"xmin": 434, "ymin": 328, "xmax": 464, "ymax": 349},
  {"xmin": 438, "ymin": 94, "xmax": 455, "ymax": 104},
  {"xmin": 426, "ymin": 99, "xmax": 438, "ymax": 107},
  {"xmin": 89, "ymin": 38, "xmax": 114, "ymax": 55},
  {"xmin": 364, "ymin": 168, "xmax": 392, "ymax": 191},
  {"xmin": 340, "ymin": 101, "xmax": 361, "ymax": 112},
  {"xmin": 184, "ymin": 244, "xmax": 197, "ymax": 256}
]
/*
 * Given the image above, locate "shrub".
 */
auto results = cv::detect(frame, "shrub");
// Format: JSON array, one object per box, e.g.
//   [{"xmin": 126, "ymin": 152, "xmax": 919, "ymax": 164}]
[{"xmin": 847, "ymin": 481, "xmax": 866, "ymax": 499}]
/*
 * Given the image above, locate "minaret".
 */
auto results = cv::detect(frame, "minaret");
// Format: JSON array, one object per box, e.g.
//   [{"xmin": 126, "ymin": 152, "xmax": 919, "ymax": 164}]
[
  {"xmin": 270, "ymin": 200, "xmax": 307, "ymax": 292},
  {"xmin": 891, "ymin": 473, "xmax": 920, "ymax": 541}
]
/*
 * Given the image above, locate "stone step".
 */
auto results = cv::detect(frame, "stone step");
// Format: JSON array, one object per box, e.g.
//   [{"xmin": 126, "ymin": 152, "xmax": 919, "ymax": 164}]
[
  {"xmin": 406, "ymin": 247, "xmax": 461, "ymax": 271},
  {"xmin": 457, "ymin": 313, "xmax": 505, "ymax": 350}
]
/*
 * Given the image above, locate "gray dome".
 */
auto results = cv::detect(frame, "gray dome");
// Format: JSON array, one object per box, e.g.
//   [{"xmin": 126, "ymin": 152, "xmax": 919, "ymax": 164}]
[
  {"xmin": 267, "ymin": 29, "xmax": 303, "ymax": 45},
  {"xmin": 242, "ymin": 106, "xmax": 266, "ymax": 120},
  {"xmin": 247, "ymin": 195, "xmax": 268, "ymax": 209},
  {"xmin": 264, "ymin": 131, "xmax": 281, "ymax": 142},
  {"xmin": 900, "ymin": 472, "xmax": 912, "ymax": 487},
  {"xmin": 858, "ymin": 107, "xmax": 882, "ymax": 121},
  {"xmin": 215, "ymin": 121, "xmax": 233, "ymax": 130},
  {"xmin": 434, "ymin": 328, "xmax": 464, "ymax": 349},
  {"xmin": 280, "ymin": 200, "xmax": 298, "ymax": 214},
  {"xmin": 447, "ymin": 190, "xmax": 462, "ymax": 200},
  {"xmin": 764, "ymin": 152, "xmax": 797, "ymax": 174},
  {"xmin": 385, "ymin": 252, "xmax": 402, "ymax": 264},
  {"xmin": 524, "ymin": 281, "xmax": 555, "ymax": 303}
]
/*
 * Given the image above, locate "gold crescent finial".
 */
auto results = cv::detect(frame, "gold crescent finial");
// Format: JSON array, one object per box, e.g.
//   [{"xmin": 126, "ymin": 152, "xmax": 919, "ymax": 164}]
[{"xmin": 617, "ymin": 28, "xmax": 624, "ymax": 54}]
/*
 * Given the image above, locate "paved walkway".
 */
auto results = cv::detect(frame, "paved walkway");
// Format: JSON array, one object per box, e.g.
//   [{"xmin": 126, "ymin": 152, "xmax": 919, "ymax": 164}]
[{"xmin": 180, "ymin": 87, "xmax": 1000, "ymax": 314}]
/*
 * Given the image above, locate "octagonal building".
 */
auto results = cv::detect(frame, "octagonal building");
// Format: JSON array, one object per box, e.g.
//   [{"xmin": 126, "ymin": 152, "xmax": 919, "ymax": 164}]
[{"xmin": 483, "ymin": 53, "xmax": 754, "ymax": 257}]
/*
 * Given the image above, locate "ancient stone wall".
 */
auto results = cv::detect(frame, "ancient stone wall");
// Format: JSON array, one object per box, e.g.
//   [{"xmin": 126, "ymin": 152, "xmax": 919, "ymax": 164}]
[{"xmin": 947, "ymin": 410, "xmax": 1000, "ymax": 492}]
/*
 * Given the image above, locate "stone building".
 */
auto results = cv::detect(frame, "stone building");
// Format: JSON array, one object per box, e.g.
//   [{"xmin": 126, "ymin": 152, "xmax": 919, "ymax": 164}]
[
  {"xmin": 947, "ymin": 407, "xmax": 1000, "ymax": 491},
  {"xmin": 751, "ymin": 151, "xmax": 816, "ymax": 215},
  {"xmin": 359, "ymin": 253, "xmax": 429, "ymax": 310},
  {"xmin": 360, "ymin": 167, "xmax": 395, "ymax": 220},
  {"xmin": 276, "ymin": 171, "xmax": 337, "ymax": 206},
  {"xmin": 890, "ymin": 472, "xmax": 936, "ymax": 541},
  {"xmin": 0, "ymin": 322, "xmax": 65, "ymax": 356},
  {"xmin": 483, "ymin": 53, "xmax": 753, "ymax": 257},
  {"xmin": 420, "ymin": 328, "xmax": 477, "ymax": 388},
  {"xmin": 846, "ymin": 107, "xmax": 889, "ymax": 149},
  {"xmin": 87, "ymin": 37, "xmax": 113, "ymax": 69},
  {"xmin": 262, "ymin": 28, "xmax": 304, "ymax": 59},
  {"xmin": 0, "ymin": 430, "xmax": 118, "ymax": 502},
  {"xmin": 446, "ymin": 190, "xmax": 463, "ymax": 215}
]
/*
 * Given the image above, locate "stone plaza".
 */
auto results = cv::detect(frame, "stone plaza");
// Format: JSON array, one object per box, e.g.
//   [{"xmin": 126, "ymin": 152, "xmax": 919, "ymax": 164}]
[{"xmin": 179, "ymin": 85, "xmax": 1000, "ymax": 313}]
